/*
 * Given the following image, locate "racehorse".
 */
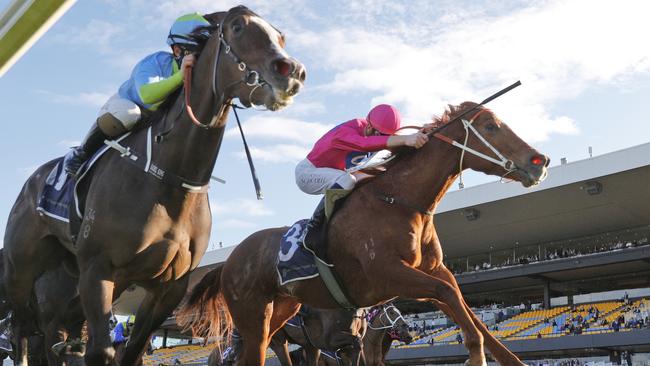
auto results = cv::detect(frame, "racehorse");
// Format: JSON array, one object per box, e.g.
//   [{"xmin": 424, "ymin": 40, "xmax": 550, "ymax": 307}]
[
  {"xmin": 3, "ymin": 5, "xmax": 305, "ymax": 366},
  {"xmin": 361, "ymin": 304, "xmax": 412, "ymax": 366},
  {"xmin": 268, "ymin": 306, "xmax": 366, "ymax": 366},
  {"xmin": 178, "ymin": 101, "xmax": 549, "ymax": 366},
  {"xmin": 0, "ymin": 249, "xmax": 84, "ymax": 366}
]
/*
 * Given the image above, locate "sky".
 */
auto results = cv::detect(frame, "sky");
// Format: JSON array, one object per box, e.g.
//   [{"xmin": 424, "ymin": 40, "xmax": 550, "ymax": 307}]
[{"xmin": 1, "ymin": 0, "xmax": 650, "ymax": 250}]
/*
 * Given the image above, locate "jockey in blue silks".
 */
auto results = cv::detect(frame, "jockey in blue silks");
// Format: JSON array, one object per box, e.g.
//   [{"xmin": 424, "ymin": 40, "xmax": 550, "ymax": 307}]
[{"xmin": 63, "ymin": 13, "xmax": 212, "ymax": 176}]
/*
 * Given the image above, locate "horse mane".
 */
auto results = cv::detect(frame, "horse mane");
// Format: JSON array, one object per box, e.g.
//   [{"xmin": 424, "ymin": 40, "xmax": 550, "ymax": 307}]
[{"xmin": 381, "ymin": 101, "xmax": 482, "ymax": 169}]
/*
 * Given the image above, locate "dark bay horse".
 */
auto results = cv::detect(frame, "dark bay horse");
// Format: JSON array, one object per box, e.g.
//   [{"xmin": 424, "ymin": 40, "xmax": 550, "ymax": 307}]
[
  {"xmin": 268, "ymin": 306, "xmax": 366, "ymax": 366},
  {"xmin": 0, "ymin": 249, "xmax": 84, "ymax": 366},
  {"xmin": 3, "ymin": 6, "xmax": 305, "ymax": 366},
  {"xmin": 179, "ymin": 101, "xmax": 549, "ymax": 366},
  {"xmin": 361, "ymin": 304, "xmax": 412, "ymax": 366}
]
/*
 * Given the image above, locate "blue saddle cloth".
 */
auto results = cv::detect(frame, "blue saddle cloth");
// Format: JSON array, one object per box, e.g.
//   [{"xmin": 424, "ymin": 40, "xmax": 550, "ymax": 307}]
[
  {"xmin": 36, "ymin": 158, "xmax": 75, "ymax": 222},
  {"xmin": 285, "ymin": 315, "xmax": 303, "ymax": 328},
  {"xmin": 36, "ymin": 144, "xmax": 113, "ymax": 223},
  {"xmin": 277, "ymin": 219, "xmax": 319, "ymax": 285}
]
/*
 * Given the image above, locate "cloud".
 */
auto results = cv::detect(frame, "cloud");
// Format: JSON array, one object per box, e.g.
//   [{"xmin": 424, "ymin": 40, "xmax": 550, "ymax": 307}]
[
  {"xmin": 233, "ymin": 144, "xmax": 310, "ymax": 164},
  {"xmin": 214, "ymin": 219, "xmax": 256, "ymax": 229},
  {"xmin": 211, "ymin": 198, "xmax": 273, "ymax": 217},
  {"xmin": 37, "ymin": 90, "xmax": 111, "ymax": 108},
  {"xmin": 225, "ymin": 115, "xmax": 333, "ymax": 144},
  {"xmin": 49, "ymin": 19, "xmax": 126, "ymax": 53},
  {"xmin": 289, "ymin": 0, "xmax": 650, "ymax": 143}
]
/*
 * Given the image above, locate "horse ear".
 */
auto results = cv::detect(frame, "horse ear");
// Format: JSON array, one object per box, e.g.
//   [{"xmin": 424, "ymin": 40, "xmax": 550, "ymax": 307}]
[{"xmin": 203, "ymin": 12, "xmax": 226, "ymax": 25}]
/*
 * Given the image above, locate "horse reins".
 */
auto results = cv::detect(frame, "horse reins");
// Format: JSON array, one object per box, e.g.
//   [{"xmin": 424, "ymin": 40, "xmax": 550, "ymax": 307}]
[
  {"xmin": 181, "ymin": 10, "xmax": 272, "ymax": 198},
  {"xmin": 184, "ymin": 10, "xmax": 280, "ymax": 128},
  {"xmin": 376, "ymin": 81, "xmax": 523, "ymax": 211}
]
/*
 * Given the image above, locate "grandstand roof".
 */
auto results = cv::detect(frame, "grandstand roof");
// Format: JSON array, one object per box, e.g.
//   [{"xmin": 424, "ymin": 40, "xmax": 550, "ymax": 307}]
[{"xmin": 113, "ymin": 142, "xmax": 650, "ymax": 314}]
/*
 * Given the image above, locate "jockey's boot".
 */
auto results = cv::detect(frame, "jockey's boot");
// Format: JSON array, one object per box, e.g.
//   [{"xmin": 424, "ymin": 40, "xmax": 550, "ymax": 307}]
[
  {"xmin": 63, "ymin": 122, "xmax": 109, "ymax": 177},
  {"xmin": 303, "ymin": 196, "xmax": 326, "ymax": 251}
]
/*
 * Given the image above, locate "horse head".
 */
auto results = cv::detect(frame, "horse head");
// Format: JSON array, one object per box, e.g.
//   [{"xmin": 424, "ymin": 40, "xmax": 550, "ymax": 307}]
[
  {"xmin": 433, "ymin": 102, "xmax": 549, "ymax": 188},
  {"xmin": 382, "ymin": 305, "xmax": 413, "ymax": 344},
  {"xmin": 201, "ymin": 6, "xmax": 306, "ymax": 113}
]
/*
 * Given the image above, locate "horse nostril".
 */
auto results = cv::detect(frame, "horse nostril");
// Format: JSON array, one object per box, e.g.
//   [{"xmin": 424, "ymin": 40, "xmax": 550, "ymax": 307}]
[
  {"xmin": 298, "ymin": 67, "xmax": 306, "ymax": 82},
  {"xmin": 273, "ymin": 59, "xmax": 292, "ymax": 77},
  {"xmin": 530, "ymin": 154, "xmax": 546, "ymax": 167}
]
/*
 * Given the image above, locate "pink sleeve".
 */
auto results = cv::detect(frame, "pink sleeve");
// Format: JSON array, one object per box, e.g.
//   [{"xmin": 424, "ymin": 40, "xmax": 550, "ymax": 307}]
[{"xmin": 330, "ymin": 127, "xmax": 390, "ymax": 152}]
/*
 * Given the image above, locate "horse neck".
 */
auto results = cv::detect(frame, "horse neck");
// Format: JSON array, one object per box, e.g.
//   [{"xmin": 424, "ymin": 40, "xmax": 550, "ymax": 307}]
[
  {"xmin": 365, "ymin": 324, "xmax": 387, "ymax": 345},
  {"xmin": 372, "ymin": 127, "xmax": 463, "ymax": 214},
  {"xmin": 156, "ymin": 40, "xmax": 228, "ymax": 185}
]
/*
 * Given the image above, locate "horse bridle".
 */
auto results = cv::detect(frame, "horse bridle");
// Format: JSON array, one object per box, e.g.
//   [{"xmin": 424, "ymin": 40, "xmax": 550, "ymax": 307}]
[
  {"xmin": 367, "ymin": 304, "xmax": 406, "ymax": 331},
  {"xmin": 431, "ymin": 107, "xmax": 518, "ymax": 188},
  {"xmin": 184, "ymin": 9, "xmax": 278, "ymax": 129}
]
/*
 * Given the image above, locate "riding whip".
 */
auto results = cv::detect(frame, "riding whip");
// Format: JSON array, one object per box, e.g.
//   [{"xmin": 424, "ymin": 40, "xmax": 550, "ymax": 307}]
[{"xmin": 232, "ymin": 104, "xmax": 264, "ymax": 200}]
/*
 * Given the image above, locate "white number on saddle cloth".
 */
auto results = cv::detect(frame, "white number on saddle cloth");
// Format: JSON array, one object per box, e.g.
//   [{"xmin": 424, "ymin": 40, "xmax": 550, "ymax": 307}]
[
  {"xmin": 278, "ymin": 221, "xmax": 306, "ymax": 262},
  {"xmin": 346, "ymin": 150, "xmax": 395, "ymax": 173}
]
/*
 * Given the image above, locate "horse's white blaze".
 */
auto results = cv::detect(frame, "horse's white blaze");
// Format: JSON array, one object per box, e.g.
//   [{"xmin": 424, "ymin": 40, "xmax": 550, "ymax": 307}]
[{"xmin": 250, "ymin": 16, "xmax": 290, "ymax": 59}]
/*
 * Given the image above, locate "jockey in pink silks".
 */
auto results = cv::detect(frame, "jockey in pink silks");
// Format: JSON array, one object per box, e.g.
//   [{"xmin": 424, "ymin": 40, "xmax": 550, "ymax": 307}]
[{"xmin": 295, "ymin": 104, "xmax": 429, "ymax": 248}]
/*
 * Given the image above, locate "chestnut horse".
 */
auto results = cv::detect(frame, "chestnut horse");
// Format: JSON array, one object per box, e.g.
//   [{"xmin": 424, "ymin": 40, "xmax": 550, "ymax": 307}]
[
  {"xmin": 179, "ymin": 101, "xmax": 549, "ymax": 366},
  {"xmin": 361, "ymin": 304, "xmax": 412, "ymax": 366},
  {"xmin": 3, "ymin": 5, "xmax": 305, "ymax": 366}
]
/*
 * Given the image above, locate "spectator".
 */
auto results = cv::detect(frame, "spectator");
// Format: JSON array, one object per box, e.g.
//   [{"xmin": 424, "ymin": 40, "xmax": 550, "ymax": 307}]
[
  {"xmin": 612, "ymin": 320, "xmax": 620, "ymax": 332},
  {"xmin": 456, "ymin": 333, "xmax": 463, "ymax": 344}
]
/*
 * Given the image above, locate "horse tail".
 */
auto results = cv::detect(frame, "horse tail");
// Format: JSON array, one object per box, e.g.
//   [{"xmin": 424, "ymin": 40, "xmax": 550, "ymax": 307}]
[{"xmin": 177, "ymin": 263, "xmax": 232, "ymax": 343}]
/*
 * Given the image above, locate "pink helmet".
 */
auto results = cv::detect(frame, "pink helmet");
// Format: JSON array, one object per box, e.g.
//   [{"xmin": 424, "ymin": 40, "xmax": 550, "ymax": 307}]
[{"xmin": 367, "ymin": 104, "xmax": 401, "ymax": 135}]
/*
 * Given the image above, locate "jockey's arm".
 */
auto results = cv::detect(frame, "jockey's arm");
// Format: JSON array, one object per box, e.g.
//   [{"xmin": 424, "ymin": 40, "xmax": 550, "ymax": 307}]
[
  {"xmin": 387, "ymin": 132, "xmax": 428, "ymax": 149},
  {"xmin": 136, "ymin": 54, "xmax": 195, "ymax": 108},
  {"xmin": 138, "ymin": 70, "xmax": 183, "ymax": 107}
]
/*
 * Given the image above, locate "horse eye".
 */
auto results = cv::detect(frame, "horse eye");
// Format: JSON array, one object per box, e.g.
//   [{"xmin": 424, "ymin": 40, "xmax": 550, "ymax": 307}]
[
  {"xmin": 232, "ymin": 22, "xmax": 243, "ymax": 34},
  {"xmin": 485, "ymin": 123, "xmax": 497, "ymax": 132}
]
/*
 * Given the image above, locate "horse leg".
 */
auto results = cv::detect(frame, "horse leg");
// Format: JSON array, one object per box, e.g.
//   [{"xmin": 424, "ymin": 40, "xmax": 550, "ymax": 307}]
[
  {"xmin": 121, "ymin": 277, "xmax": 190, "ymax": 366},
  {"xmin": 4, "ymin": 247, "xmax": 46, "ymax": 366},
  {"xmin": 228, "ymin": 299, "xmax": 273, "ymax": 366},
  {"xmin": 4, "ymin": 272, "xmax": 35, "ymax": 366},
  {"xmin": 268, "ymin": 297, "xmax": 300, "ymax": 338},
  {"xmin": 268, "ymin": 335, "xmax": 292, "ymax": 366},
  {"xmin": 302, "ymin": 345, "xmax": 320, "ymax": 366},
  {"xmin": 431, "ymin": 267, "xmax": 524, "ymax": 366},
  {"xmin": 384, "ymin": 265, "xmax": 485, "ymax": 366},
  {"xmin": 78, "ymin": 258, "xmax": 115, "ymax": 366}
]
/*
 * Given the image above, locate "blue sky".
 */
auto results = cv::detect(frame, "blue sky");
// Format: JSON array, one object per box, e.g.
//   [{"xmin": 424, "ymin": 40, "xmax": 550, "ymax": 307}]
[{"xmin": 1, "ymin": 0, "xmax": 650, "ymax": 250}]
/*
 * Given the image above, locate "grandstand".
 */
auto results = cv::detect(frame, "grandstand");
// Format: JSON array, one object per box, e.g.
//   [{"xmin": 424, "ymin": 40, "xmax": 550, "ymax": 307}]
[{"xmin": 121, "ymin": 142, "xmax": 650, "ymax": 365}]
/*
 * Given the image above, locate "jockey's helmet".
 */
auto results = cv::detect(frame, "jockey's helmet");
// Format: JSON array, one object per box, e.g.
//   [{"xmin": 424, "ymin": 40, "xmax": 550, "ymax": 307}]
[
  {"xmin": 367, "ymin": 104, "xmax": 401, "ymax": 135},
  {"xmin": 167, "ymin": 13, "xmax": 212, "ymax": 47}
]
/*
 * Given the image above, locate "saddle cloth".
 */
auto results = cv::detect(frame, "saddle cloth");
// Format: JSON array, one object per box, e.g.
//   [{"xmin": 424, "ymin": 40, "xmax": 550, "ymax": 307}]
[
  {"xmin": 276, "ymin": 219, "xmax": 319, "ymax": 285},
  {"xmin": 36, "ymin": 133, "xmax": 131, "ymax": 223},
  {"xmin": 36, "ymin": 158, "xmax": 75, "ymax": 222},
  {"xmin": 276, "ymin": 189, "xmax": 352, "ymax": 286}
]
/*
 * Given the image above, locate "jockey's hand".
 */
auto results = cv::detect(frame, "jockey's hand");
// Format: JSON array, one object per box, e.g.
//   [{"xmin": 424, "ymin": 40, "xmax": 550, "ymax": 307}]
[
  {"xmin": 181, "ymin": 54, "xmax": 196, "ymax": 76},
  {"xmin": 405, "ymin": 132, "xmax": 429, "ymax": 149},
  {"xmin": 421, "ymin": 122, "xmax": 437, "ymax": 134}
]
